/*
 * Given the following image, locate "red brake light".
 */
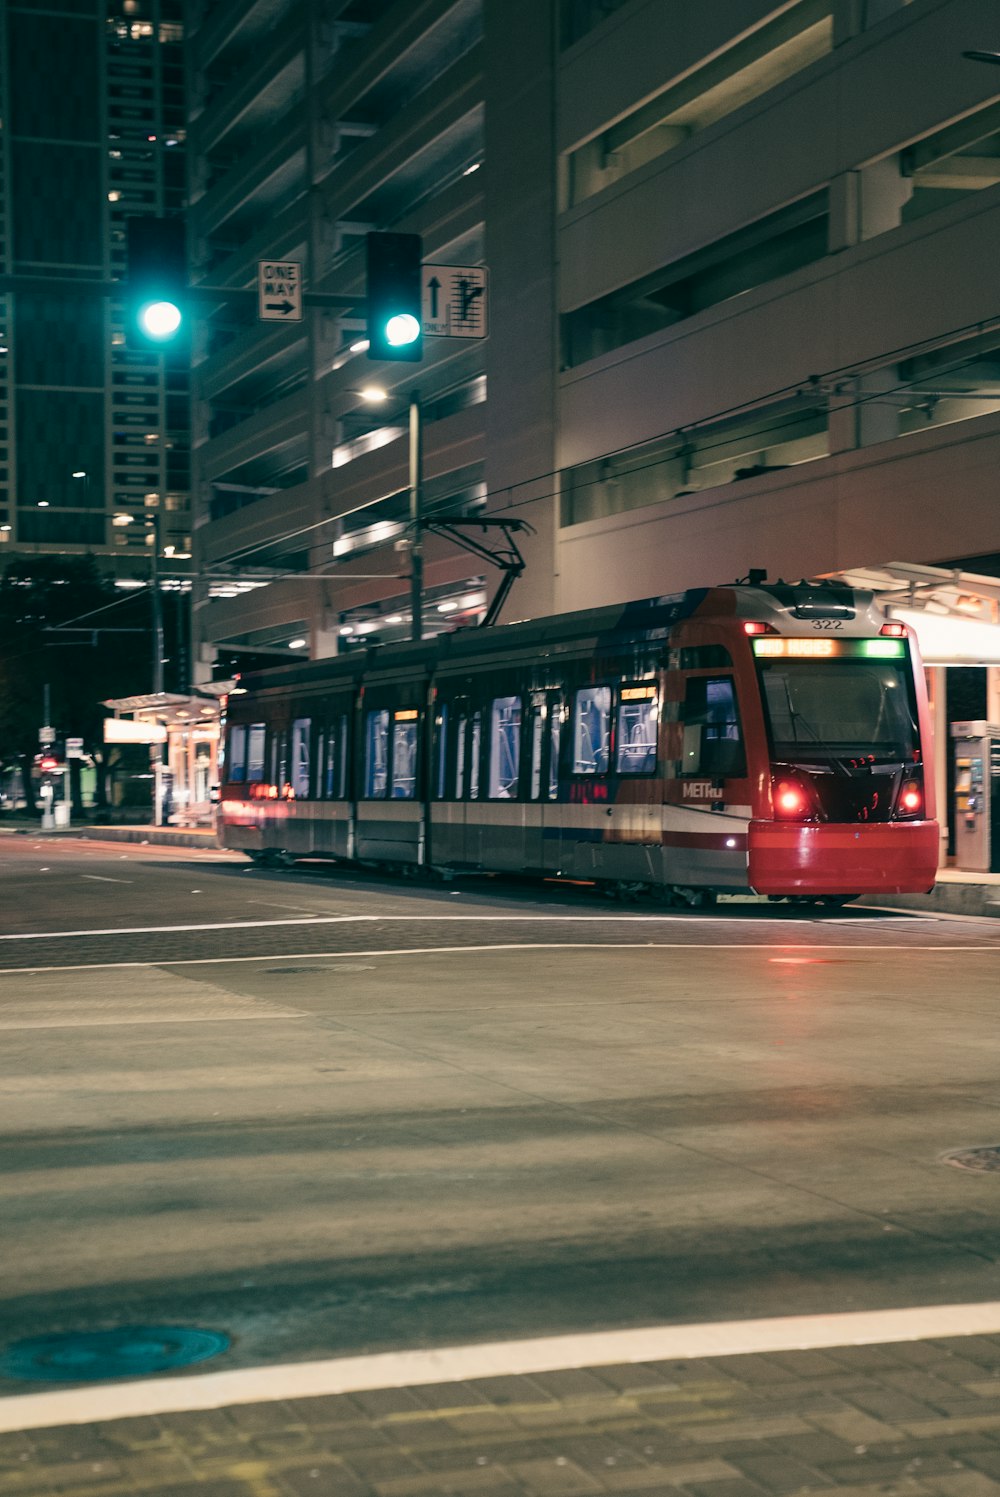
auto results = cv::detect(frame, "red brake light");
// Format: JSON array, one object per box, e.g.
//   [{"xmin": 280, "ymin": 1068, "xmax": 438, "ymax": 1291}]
[
  {"xmin": 880, "ymin": 622, "xmax": 906, "ymax": 637},
  {"xmin": 744, "ymin": 621, "xmax": 777, "ymax": 635},
  {"xmin": 774, "ymin": 779, "xmax": 809, "ymax": 818},
  {"xmin": 899, "ymin": 780, "xmax": 922, "ymax": 814}
]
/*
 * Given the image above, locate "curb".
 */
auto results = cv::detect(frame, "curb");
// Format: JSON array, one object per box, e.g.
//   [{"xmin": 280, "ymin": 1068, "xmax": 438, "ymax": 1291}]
[{"xmin": 77, "ymin": 827, "xmax": 221, "ymax": 849}]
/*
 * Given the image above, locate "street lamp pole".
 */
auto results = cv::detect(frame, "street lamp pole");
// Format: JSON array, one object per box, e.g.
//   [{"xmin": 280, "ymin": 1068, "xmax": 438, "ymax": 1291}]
[
  {"xmin": 149, "ymin": 511, "xmax": 164, "ymax": 695},
  {"xmin": 148, "ymin": 511, "xmax": 165, "ymax": 827},
  {"xmin": 409, "ymin": 391, "xmax": 423, "ymax": 642}
]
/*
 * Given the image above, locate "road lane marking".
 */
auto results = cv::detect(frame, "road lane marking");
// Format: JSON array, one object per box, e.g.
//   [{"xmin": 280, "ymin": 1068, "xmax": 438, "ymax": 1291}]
[
  {"xmin": 0, "ymin": 912, "xmax": 948, "ymax": 942},
  {"xmin": 3, "ymin": 1299, "xmax": 1000, "ymax": 1431},
  {"xmin": 0, "ymin": 1014, "xmax": 305, "ymax": 1029},
  {"xmin": 80, "ymin": 875, "xmax": 132, "ymax": 884},
  {"xmin": 0, "ymin": 916, "xmax": 365, "ymax": 941},
  {"xmin": 0, "ymin": 941, "xmax": 997, "ymax": 975}
]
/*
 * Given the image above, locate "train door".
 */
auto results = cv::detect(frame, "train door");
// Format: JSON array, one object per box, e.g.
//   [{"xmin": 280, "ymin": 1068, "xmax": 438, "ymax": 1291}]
[
  {"xmin": 478, "ymin": 690, "xmax": 526, "ymax": 872},
  {"xmin": 661, "ymin": 647, "xmax": 753, "ymax": 890},
  {"xmin": 355, "ymin": 677, "xmax": 425, "ymax": 866},
  {"xmin": 525, "ymin": 689, "xmax": 561, "ymax": 874},
  {"xmin": 429, "ymin": 690, "xmax": 469, "ymax": 868}
]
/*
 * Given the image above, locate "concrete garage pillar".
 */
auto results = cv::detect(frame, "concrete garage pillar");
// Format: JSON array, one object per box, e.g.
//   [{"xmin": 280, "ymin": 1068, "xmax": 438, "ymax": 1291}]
[
  {"xmin": 310, "ymin": 624, "xmax": 340, "ymax": 660},
  {"xmin": 829, "ymin": 161, "xmax": 912, "ymax": 252},
  {"xmin": 828, "ymin": 370, "xmax": 900, "ymax": 452},
  {"xmin": 858, "ymin": 156, "xmax": 913, "ymax": 242},
  {"xmin": 854, "ymin": 368, "xmax": 902, "ymax": 448},
  {"xmin": 827, "ymin": 159, "xmax": 912, "ymax": 455}
]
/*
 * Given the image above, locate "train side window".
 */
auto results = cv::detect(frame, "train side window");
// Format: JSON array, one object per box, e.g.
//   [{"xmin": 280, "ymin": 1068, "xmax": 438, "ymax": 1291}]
[
  {"xmin": 434, "ymin": 705, "xmax": 448, "ymax": 799},
  {"xmin": 489, "ymin": 696, "xmax": 521, "ymax": 798},
  {"xmin": 315, "ymin": 728, "xmax": 326, "ymax": 796},
  {"xmin": 455, "ymin": 715, "xmax": 467, "ymax": 799},
  {"xmin": 365, "ymin": 709, "xmax": 389, "ymax": 798},
  {"xmin": 616, "ymin": 687, "xmax": 657, "ymax": 774},
  {"xmin": 246, "ymin": 724, "xmax": 266, "ymax": 782},
  {"xmin": 391, "ymin": 711, "xmax": 418, "ymax": 799},
  {"xmin": 680, "ymin": 677, "xmax": 746, "ymax": 778},
  {"xmin": 530, "ymin": 705, "xmax": 544, "ymax": 800},
  {"xmin": 549, "ymin": 703, "xmax": 562, "ymax": 798},
  {"xmin": 469, "ymin": 712, "xmax": 482, "ymax": 799},
  {"xmin": 292, "ymin": 718, "xmax": 311, "ymax": 798},
  {"xmin": 322, "ymin": 726, "xmax": 335, "ymax": 797},
  {"xmin": 572, "ymin": 686, "xmax": 610, "ymax": 773},
  {"xmin": 270, "ymin": 730, "xmax": 288, "ymax": 791},
  {"xmin": 337, "ymin": 714, "xmax": 348, "ymax": 797},
  {"xmin": 228, "ymin": 724, "xmax": 247, "ymax": 782}
]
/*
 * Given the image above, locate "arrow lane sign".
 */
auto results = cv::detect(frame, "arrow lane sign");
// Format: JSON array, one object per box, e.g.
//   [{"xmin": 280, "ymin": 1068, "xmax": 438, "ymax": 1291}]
[
  {"xmin": 421, "ymin": 263, "xmax": 488, "ymax": 338},
  {"xmin": 257, "ymin": 260, "xmax": 303, "ymax": 323}
]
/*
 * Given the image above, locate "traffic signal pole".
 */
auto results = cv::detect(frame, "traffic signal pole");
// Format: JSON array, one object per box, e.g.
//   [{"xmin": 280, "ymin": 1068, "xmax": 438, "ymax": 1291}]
[
  {"xmin": 149, "ymin": 512, "xmax": 166, "ymax": 828},
  {"xmin": 409, "ymin": 392, "xmax": 423, "ymax": 642}
]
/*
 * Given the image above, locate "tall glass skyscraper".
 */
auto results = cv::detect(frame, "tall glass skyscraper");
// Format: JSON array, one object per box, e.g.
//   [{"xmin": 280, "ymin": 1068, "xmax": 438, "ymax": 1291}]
[{"xmin": 0, "ymin": 0, "xmax": 189, "ymax": 572}]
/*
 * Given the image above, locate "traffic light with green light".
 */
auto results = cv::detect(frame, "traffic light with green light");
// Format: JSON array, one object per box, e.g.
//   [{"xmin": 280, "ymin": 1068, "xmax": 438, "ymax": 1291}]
[
  {"xmin": 125, "ymin": 217, "xmax": 187, "ymax": 351},
  {"xmin": 366, "ymin": 231, "xmax": 423, "ymax": 361}
]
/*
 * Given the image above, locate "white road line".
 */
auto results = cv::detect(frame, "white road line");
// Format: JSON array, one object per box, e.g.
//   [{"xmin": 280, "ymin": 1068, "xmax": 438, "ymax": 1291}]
[
  {"xmin": 0, "ymin": 912, "xmax": 946, "ymax": 942},
  {"xmin": 0, "ymin": 1013, "xmax": 305, "ymax": 1030},
  {"xmin": 0, "ymin": 916, "xmax": 355, "ymax": 941},
  {"xmin": 0, "ymin": 941, "xmax": 997, "ymax": 976},
  {"xmin": 4, "ymin": 1300, "xmax": 1000, "ymax": 1433},
  {"xmin": 79, "ymin": 875, "xmax": 132, "ymax": 884}
]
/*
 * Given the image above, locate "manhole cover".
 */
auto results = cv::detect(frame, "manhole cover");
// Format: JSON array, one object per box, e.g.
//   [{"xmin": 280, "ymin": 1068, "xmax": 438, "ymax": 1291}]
[
  {"xmin": 0, "ymin": 1326, "xmax": 230, "ymax": 1382},
  {"xmin": 943, "ymin": 1146, "xmax": 1000, "ymax": 1173}
]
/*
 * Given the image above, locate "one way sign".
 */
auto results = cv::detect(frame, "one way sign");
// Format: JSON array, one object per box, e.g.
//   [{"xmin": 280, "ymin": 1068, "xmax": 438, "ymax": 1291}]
[
  {"xmin": 257, "ymin": 260, "xmax": 303, "ymax": 322},
  {"xmin": 422, "ymin": 264, "xmax": 488, "ymax": 339}
]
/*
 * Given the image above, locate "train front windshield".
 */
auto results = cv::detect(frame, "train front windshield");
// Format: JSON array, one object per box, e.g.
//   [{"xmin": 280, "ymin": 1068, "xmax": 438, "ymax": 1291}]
[{"xmin": 755, "ymin": 647, "xmax": 920, "ymax": 762}]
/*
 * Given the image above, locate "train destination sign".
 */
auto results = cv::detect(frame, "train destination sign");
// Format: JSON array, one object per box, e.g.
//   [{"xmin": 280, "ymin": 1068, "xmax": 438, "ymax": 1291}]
[{"xmin": 753, "ymin": 637, "xmax": 905, "ymax": 659}]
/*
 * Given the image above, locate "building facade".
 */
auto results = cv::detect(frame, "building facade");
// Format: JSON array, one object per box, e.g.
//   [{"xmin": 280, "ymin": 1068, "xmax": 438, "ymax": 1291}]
[
  {"xmin": 188, "ymin": 0, "xmax": 1000, "ymax": 653},
  {"xmin": 188, "ymin": 0, "xmax": 1000, "ymax": 859},
  {"xmin": 0, "ymin": 0, "xmax": 191, "ymax": 610}
]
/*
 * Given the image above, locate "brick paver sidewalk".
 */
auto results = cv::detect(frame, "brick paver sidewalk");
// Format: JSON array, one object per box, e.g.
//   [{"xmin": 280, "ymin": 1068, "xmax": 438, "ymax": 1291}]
[{"xmin": 7, "ymin": 1336, "xmax": 1000, "ymax": 1496}]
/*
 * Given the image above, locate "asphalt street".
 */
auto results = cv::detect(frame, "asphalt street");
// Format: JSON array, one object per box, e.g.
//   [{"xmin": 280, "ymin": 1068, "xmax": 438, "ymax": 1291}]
[{"xmin": 1, "ymin": 832, "xmax": 1000, "ymax": 1404}]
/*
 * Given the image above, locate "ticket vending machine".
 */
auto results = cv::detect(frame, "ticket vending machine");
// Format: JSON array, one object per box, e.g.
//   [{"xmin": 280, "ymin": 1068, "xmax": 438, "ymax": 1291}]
[{"xmin": 952, "ymin": 721, "xmax": 1000, "ymax": 873}]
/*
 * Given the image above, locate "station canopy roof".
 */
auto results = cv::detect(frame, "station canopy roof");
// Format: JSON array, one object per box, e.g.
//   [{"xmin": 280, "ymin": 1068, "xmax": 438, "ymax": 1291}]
[
  {"xmin": 828, "ymin": 563, "xmax": 1000, "ymax": 665},
  {"xmin": 102, "ymin": 686, "xmax": 232, "ymax": 729}
]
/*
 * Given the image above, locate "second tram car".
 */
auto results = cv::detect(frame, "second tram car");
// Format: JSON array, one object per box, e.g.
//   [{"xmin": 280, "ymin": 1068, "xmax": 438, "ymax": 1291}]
[{"xmin": 218, "ymin": 580, "xmax": 939, "ymax": 903}]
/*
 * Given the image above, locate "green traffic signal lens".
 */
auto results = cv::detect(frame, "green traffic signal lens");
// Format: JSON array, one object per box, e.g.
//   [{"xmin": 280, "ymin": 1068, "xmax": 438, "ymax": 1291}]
[
  {"xmin": 385, "ymin": 312, "xmax": 421, "ymax": 347},
  {"xmin": 139, "ymin": 300, "xmax": 182, "ymax": 340}
]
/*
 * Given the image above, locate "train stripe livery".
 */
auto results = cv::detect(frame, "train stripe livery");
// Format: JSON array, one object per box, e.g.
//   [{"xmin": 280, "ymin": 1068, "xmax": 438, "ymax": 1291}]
[{"xmin": 219, "ymin": 581, "xmax": 939, "ymax": 905}]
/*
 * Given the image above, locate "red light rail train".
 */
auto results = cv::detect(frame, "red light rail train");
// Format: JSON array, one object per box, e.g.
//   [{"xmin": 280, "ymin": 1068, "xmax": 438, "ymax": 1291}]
[{"xmin": 218, "ymin": 579, "xmax": 939, "ymax": 905}]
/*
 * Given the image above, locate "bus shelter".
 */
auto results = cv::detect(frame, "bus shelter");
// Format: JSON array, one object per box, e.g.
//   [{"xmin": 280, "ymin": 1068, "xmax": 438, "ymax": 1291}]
[{"xmin": 103, "ymin": 685, "xmax": 231, "ymax": 826}]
